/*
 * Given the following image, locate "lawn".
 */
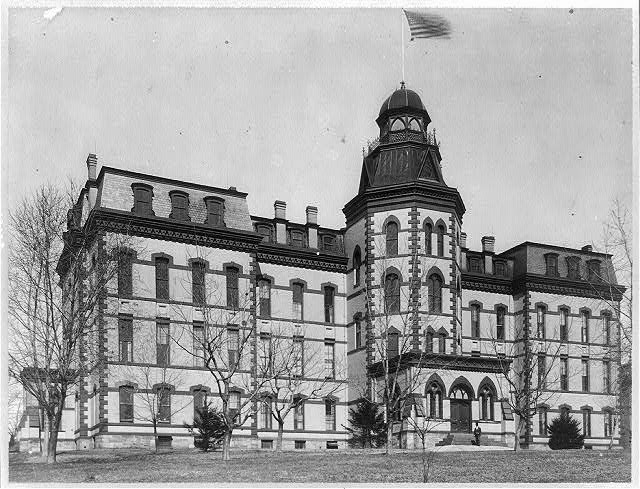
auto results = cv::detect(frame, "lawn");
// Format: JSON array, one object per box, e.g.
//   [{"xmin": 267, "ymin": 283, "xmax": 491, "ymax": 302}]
[{"xmin": 9, "ymin": 448, "xmax": 632, "ymax": 484}]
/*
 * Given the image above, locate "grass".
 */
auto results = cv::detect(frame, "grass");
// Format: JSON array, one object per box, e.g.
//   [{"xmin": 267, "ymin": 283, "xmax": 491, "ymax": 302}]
[{"xmin": 9, "ymin": 447, "xmax": 632, "ymax": 484}]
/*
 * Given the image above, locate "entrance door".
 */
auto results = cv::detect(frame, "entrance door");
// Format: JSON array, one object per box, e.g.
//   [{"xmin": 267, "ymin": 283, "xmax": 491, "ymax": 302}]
[{"xmin": 450, "ymin": 400, "xmax": 471, "ymax": 433}]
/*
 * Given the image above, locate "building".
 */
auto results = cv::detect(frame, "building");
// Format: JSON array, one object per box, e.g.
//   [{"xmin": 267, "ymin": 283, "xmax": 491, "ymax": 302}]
[{"xmin": 14, "ymin": 84, "xmax": 624, "ymax": 451}]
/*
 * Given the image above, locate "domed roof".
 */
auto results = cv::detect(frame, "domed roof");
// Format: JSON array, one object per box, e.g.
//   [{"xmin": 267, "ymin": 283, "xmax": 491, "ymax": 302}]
[{"xmin": 379, "ymin": 84, "xmax": 426, "ymax": 117}]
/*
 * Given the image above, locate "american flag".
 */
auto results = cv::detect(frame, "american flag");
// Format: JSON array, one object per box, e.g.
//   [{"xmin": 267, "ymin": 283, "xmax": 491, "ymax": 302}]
[{"xmin": 404, "ymin": 10, "xmax": 451, "ymax": 40}]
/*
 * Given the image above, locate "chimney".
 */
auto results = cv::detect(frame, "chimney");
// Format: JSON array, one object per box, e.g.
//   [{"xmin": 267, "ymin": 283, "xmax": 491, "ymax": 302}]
[
  {"xmin": 582, "ymin": 244, "xmax": 593, "ymax": 253},
  {"xmin": 274, "ymin": 200, "xmax": 287, "ymax": 220},
  {"xmin": 460, "ymin": 232, "xmax": 467, "ymax": 249},
  {"xmin": 86, "ymin": 153, "xmax": 97, "ymax": 181},
  {"xmin": 306, "ymin": 206, "xmax": 318, "ymax": 225},
  {"xmin": 481, "ymin": 236, "xmax": 495, "ymax": 254}
]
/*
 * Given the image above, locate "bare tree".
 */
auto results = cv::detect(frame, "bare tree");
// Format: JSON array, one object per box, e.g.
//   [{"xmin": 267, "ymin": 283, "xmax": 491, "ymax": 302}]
[
  {"xmin": 169, "ymin": 246, "xmax": 270, "ymax": 461},
  {"xmin": 406, "ymin": 416, "xmax": 448, "ymax": 483},
  {"xmin": 254, "ymin": 324, "xmax": 344, "ymax": 452},
  {"xmin": 7, "ymin": 184, "xmax": 134, "ymax": 462}
]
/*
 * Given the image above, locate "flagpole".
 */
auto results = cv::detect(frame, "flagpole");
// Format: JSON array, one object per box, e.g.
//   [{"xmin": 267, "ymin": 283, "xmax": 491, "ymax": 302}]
[{"xmin": 401, "ymin": 9, "xmax": 405, "ymax": 84}]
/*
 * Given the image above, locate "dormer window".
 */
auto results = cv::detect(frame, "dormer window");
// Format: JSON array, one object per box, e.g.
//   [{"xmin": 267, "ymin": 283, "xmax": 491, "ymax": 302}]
[
  {"xmin": 408, "ymin": 118, "xmax": 421, "ymax": 131},
  {"xmin": 131, "ymin": 183, "xmax": 154, "ymax": 216},
  {"xmin": 256, "ymin": 224, "xmax": 273, "ymax": 243},
  {"xmin": 586, "ymin": 260, "xmax": 601, "ymax": 282},
  {"xmin": 494, "ymin": 261, "xmax": 507, "ymax": 277},
  {"xmin": 469, "ymin": 257, "xmax": 482, "ymax": 274},
  {"xmin": 169, "ymin": 190, "xmax": 190, "ymax": 221},
  {"xmin": 544, "ymin": 253, "xmax": 559, "ymax": 277},
  {"xmin": 290, "ymin": 229, "xmax": 305, "ymax": 248},
  {"xmin": 322, "ymin": 235, "xmax": 337, "ymax": 252},
  {"xmin": 204, "ymin": 197, "xmax": 225, "ymax": 227},
  {"xmin": 567, "ymin": 256, "xmax": 581, "ymax": 280},
  {"xmin": 390, "ymin": 118, "xmax": 406, "ymax": 132}
]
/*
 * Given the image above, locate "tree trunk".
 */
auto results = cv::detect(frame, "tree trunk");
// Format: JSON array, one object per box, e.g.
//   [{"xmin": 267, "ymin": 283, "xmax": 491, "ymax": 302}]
[
  {"xmin": 421, "ymin": 440, "xmax": 428, "ymax": 483},
  {"xmin": 513, "ymin": 420, "xmax": 522, "ymax": 452},
  {"xmin": 276, "ymin": 420, "xmax": 284, "ymax": 453},
  {"xmin": 46, "ymin": 408, "xmax": 63, "ymax": 464},
  {"xmin": 386, "ymin": 419, "xmax": 393, "ymax": 455},
  {"xmin": 153, "ymin": 419, "xmax": 158, "ymax": 453},
  {"xmin": 42, "ymin": 412, "xmax": 50, "ymax": 461},
  {"xmin": 222, "ymin": 430, "xmax": 232, "ymax": 461}
]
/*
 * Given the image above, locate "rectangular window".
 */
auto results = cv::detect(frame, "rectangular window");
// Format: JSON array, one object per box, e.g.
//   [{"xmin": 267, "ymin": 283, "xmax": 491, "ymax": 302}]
[
  {"xmin": 582, "ymin": 359, "xmax": 590, "ymax": 392},
  {"xmin": 226, "ymin": 267, "xmax": 239, "ymax": 310},
  {"xmin": 292, "ymin": 337, "xmax": 304, "ymax": 377},
  {"xmin": 118, "ymin": 250, "xmax": 133, "ymax": 297},
  {"xmin": 261, "ymin": 399, "xmax": 273, "ymax": 430},
  {"xmin": 119, "ymin": 386, "xmax": 134, "ymax": 423},
  {"xmin": 538, "ymin": 407, "xmax": 547, "ymax": 436},
  {"xmin": 119, "ymin": 315, "xmax": 133, "ymax": 362},
  {"xmin": 582, "ymin": 410, "xmax": 591, "ymax": 438},
  {"xmin": 325, "ymin": 399, "xmax": 336, "ymax": 431},
  {"xmin": 228, "ymin": 329, "xmax": 239, "ymax": 368},
  {"xmin": 603, "ymin": 360, "xmax": 611, "ymax": 393},
  {"xmin": 470, "ymin": 258, "xmax": 481, "ymax": 273},
  {"xmin": 494, "ymin": 261, "xmax": 506, "ymax": 277},
  {"xmin": 290, "ymin": 230, "xmax": 305, "ymax": 248},
  {"xmin": 259, "ymin": 335, "xmax": 272, "ymax": 375},
  {"xmin": 560, "ymin": 309, "xmax": 569, "ymax": 342},
  {"xmin": 155, "ymin": 257, "xmax": 169, "ymax": 300},
  {"xmin": 587, "ymin": 260, "xmax": 601, "ymax": 282},
  {"xmin": 438, "ymin": 334, "xmax": 446, "ymax": 354},
  {"xmin": 324, "ymin": 287, "xmax": 335, "ymax": 323},
  {"xmin": 536, "ymin": 306, "xmax": 546, "ymax": 339},
  {"xmin": 426, "ymin": 332, "xmax": 434, "ymax": 353},
  {"xmin": 560, "ymin": 357, "xmax": 568, "ymax": 391},
  {"xmin": 292, "ymin": 283, "xmax": 304, "ymax": 321},
  {"xmin": 193, "ymin": 390, "xmax": 207, "ymax": 422},
  {"xmin": 324, "ymin": 342, "xmax": 335, "ymax": 379},
  {"xmin": 355, "ymin": 317, "xmax": 362, "ymax": 349},
  {"xmin": 581, "ymin": 311, "xmax": 590, "ymax": 343},
  {"xmin": 229, "ymin": 391, "xmax": 240, "ymax": 411},
  {"xmin": 604, "ymin": 412, "xmax": 613, "ymax": 438},
  {"xmin": 132, "ymin": 185, "xmax": 154, "ymax": 216},
  {"xmin": 192, "ymin": 261, "xmax": 206, "ymax": 306},
  {"xmin": 603, "ymin": 314, "xmax": 611, "ymax": 345},
  {"xmin": 496, "ymin": 307, "xmax": 505, "ymax": 340},
  {"xmin": 538, "ymin": 354, "xmax": 546, "ymax": 389},
  {"xmin": 471, "ymin": 305, "xmax": 480, "ymax": 338},
  {"xmin": 156, "ymin": 320, "xmax": 170, "ymax": 366},
  {"xmin": 567, "ymin": 257, "xmax": 581, "ymax": 280},
  {"xmin": 294, "ymin": 400, "xmax": 305, "ymax": 431},
  {"xmin": 259, "ymin": 279, "xmax": 271, "ymax": 318},
  {"xmin": 261, "ymin": 440, "xmax": 273, "ymax": 449},
  {"xmin": 294, "ymin": 440, "xmax": 306, "ymax": 449},
  {"xmin": 193, "ymin": 322, "xmax": 204, "ymax": 367},
  {"xmin": 157, "ymin": 388, "xmax": 171, "ymax": 423}
]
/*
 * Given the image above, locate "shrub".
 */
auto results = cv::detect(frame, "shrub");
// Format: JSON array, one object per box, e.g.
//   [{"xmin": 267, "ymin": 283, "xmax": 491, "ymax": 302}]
[
  {"xmin": 548, "ymin": 412, "xmax": 585, "ymax": 450},
  {"xmin": 344, "ymin": 398, "xmax": 387, "ymax": 448},
  {"xmin": 184, "ymin": 404, "xmax": 227, "ymax": 452}
]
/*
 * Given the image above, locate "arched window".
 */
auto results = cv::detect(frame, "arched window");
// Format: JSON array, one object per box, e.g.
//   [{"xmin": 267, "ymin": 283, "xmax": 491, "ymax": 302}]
[
  {"xmin": 193, "ymin": 389, "xmax": 207, "ymax": 422},
  {"xmin": 261, "ymin": 396, "xmax": 273, "ymax": 430},
  {"xmin": 438, "ymin": 332, "xmax": 446, "ymax": 353},
  {"xmin": 384, "ymin": 272, "xmax": 400, "ymax": 314},
  {"xmin": 426, "ymin": 383, "xmax": 443, "ymax": 419},
  {"xmin": 385, "ymin": 221, "xmax": 398, "ymax": 256},
  {"xmin": 409, "ymin": 118, "xmax": 421, "ymax": 131},
  {"xmin": 450, "ymin": 386, "xmax": 470, "ymax": 400},
  {"xmin": 169, "ymin": 190, "xmax": 190, "ymax": 221},
  {"xmin": 538, "ymin": 406, "xmax": 548, "ymax": 435},
  {"xmin": 387, "ymin": 328, "xmax": 399, "ymax": 358},
  {"xmin": 479, "ymin": 385, "xmax": 494, "ymax": 420},
  {"xmin": 427, "ymin": 274, "xmax": 442, "ymax": 313},
  {"xmin": 424, "ymin": 222, "xmax": 433, "ymax": 255},
  {"xmin": 353, "ymin": 246, "xmax": 362, "ymax": 287},
  {"xmin": 390, "ymin": 118, "xmax": 405, "ymax": 132},
  {"xmin": 131, "ymin": 183, "xmax": 154, "ymax": 216},
  {"xmin": 436, "ymin": 224, "xmax": 445, "ymax": 257}
]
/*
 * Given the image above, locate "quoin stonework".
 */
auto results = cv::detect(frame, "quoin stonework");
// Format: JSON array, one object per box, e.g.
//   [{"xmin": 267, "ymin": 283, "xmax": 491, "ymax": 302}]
[{"xmin": 14, "ymin": 85, "xmax": 625, "ymax": 452}]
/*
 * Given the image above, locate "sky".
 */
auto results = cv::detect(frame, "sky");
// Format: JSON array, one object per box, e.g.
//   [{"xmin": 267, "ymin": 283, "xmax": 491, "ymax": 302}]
[{"xmin": 3, "ymin": 7, "xmax": 634, "ymax": 254}]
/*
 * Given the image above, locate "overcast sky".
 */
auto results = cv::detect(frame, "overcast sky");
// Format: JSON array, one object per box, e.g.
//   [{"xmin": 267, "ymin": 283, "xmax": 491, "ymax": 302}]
[{"xmin": 4, "ymin": 7, "xmax": 633, "ymax": 253}]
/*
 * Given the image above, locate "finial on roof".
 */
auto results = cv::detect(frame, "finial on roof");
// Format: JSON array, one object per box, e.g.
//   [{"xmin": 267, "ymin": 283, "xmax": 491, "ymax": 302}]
[{"xmin": 400, "ymin": 81, "xmax": 406, "ymax": 89}]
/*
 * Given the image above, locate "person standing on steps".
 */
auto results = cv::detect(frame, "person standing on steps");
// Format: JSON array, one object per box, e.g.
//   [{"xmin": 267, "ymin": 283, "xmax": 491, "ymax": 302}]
[{"xmin": 473, "ymin": 422, "xmax": 482, "ymax": 446}]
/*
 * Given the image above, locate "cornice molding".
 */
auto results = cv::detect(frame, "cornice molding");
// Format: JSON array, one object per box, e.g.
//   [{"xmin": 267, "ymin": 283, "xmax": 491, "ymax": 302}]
[{"xmin": 368, "ymin": 351, "xmax": 510, "ymax": 376}]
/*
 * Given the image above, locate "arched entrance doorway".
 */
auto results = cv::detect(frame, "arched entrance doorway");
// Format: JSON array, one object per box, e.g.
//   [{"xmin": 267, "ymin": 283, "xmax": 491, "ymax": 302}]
[{"xmin": 449, "ymin": 382, "xmax": 474, "ymax": 433}]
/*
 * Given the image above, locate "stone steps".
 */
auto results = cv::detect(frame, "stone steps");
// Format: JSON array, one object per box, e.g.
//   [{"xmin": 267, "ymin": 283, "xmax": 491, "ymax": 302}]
[{"xmin": 436, "ymin": 433, "xmax": 509, "ymax": 447}]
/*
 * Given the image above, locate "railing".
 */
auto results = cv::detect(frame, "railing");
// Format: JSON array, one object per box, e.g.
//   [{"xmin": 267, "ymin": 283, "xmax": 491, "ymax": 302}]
[{"xmin": 363, "ymin": 128, "xmax": 441, "ymax": 157}]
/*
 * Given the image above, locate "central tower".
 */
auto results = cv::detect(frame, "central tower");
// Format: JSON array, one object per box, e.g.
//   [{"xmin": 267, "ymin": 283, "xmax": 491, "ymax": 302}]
[{"xmin": 343, "ymin": 83, "xmax": 466, "ymax": 409}]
